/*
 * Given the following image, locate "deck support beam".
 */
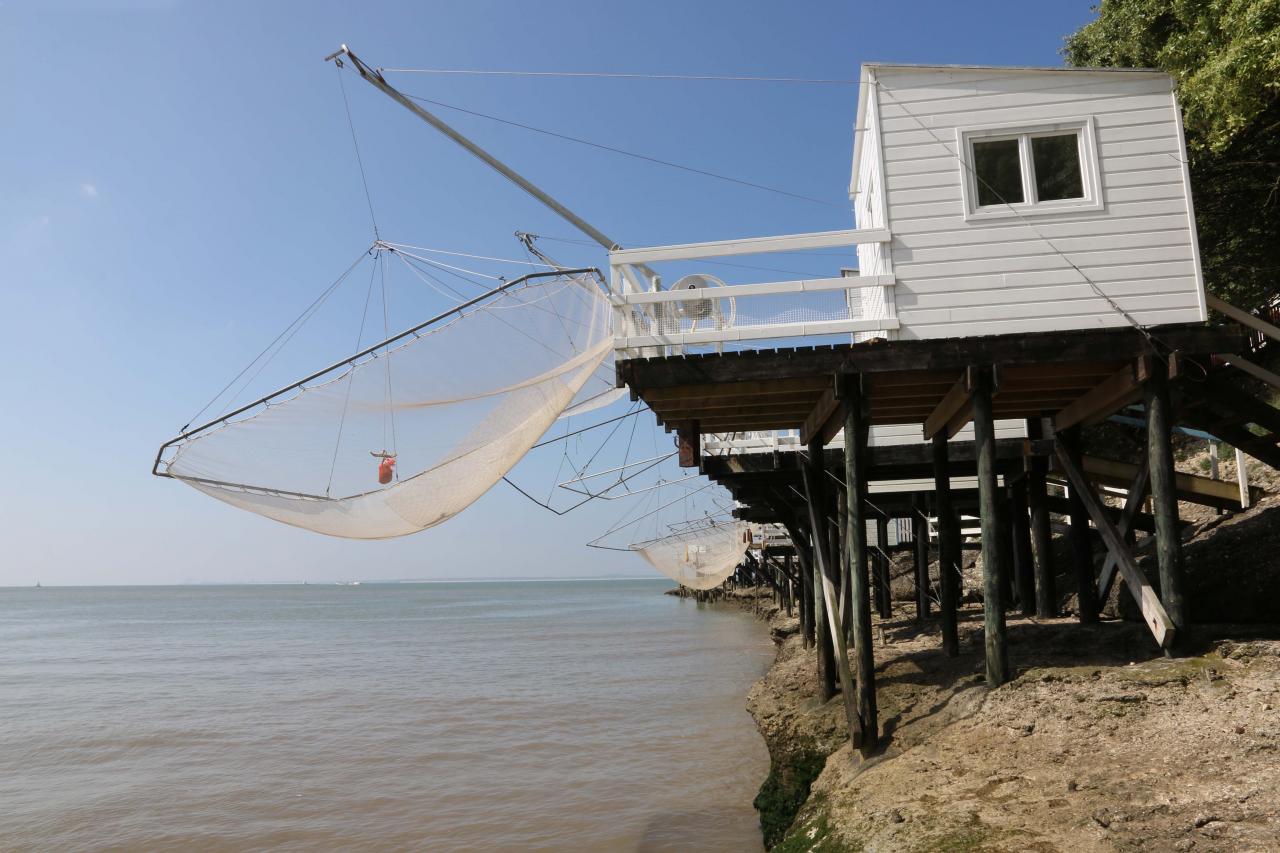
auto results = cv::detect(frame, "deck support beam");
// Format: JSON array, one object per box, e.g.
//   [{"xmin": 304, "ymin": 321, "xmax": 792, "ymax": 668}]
[
  {"xmin": 837, "ymin": 373, "xmax": 876, "ymax": 755},
  {"xmin": 1054, "ymin": 363, "xmax": 1142, "ymax": 432},
  {"xmin": 972, "ymin": 367, "xmax": 1011, "ymax": 687},
  {"xmin": 931, "ymin": 435, "xmax": 961, "ymax": 657},
  {"xmin": 1054, "ymin": 437, "xmax": 1176, "ymax": 649},
  {"xmin": 1097, "ymin": 460, "xmax": 1150, "ymax": 602},
  {"xmin": 1145, "ymin": 357, "xmax": 1188, "ymax": 646},
  {"xmin": 800, "ymin": 386, "xmax": 843, "ymax": 446},
  {"xmin": 923, "ymin": 371, "xmax": 974, "ymax": 440}
]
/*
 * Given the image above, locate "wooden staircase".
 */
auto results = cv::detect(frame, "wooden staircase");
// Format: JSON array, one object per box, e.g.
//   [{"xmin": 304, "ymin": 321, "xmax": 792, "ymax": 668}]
[
  {"xmin": 1181, "ymin": 379, "xmax": 1280, "ymax": 470},
  {"xmin": 1180, "ymin": 294, "xmax": 1280, "ymax": 471}
]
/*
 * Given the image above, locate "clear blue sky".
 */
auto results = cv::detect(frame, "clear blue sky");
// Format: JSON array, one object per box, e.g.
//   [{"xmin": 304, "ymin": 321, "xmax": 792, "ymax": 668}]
[{"xmin": 0, "ymin": 0, "xmax": 1098, "ymax": 585}]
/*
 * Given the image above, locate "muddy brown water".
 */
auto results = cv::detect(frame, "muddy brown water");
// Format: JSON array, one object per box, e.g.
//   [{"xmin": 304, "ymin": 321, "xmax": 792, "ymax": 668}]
[{"xmin": 0, "ymin": 580, "xmax": 773, "ymax": 851}]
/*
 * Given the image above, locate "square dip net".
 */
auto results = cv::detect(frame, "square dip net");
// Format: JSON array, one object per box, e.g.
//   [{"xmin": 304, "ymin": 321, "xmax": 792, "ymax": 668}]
[
  {"xmin": 632, "ymin": 520, "xmax": 752, "ymax": 591},
  {"xmin": 155, "ymin": 266, "xmax": 613, "ymax": 539},
  {"xmin": 587, "ymin": 461, "xmax": 752, "ymax": 590}
]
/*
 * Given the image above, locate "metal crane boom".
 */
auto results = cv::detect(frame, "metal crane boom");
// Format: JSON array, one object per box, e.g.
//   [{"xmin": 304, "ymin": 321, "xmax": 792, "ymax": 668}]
[{"xmin": 326, "ymin": 45, "xmax": 622, "ymax": 253}]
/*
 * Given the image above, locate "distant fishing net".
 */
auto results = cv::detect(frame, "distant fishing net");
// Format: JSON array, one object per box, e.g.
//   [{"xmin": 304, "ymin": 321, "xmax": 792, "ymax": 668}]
[
  {"xmin": 157, "ymin": 270, "xmax": 612, "ymax": 539},
  {"xmin": 633, "ymin": 521, "xmax": 752, "ymax": 591},
  {"xmin": 585, "ymin": 459, "xmax": 751, "ymax": 590}
]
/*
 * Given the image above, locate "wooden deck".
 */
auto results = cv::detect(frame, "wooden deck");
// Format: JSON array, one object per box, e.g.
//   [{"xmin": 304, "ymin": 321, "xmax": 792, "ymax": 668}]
[{"xmin": 618, "ymin": 323, "xmax": 1239, "ymax": 439}]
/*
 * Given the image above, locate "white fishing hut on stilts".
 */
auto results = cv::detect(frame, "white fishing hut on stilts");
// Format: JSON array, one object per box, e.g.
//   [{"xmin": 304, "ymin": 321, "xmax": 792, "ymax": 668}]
[{"xmin": 614, "ymin": 64, "xmax": 1278, "ymax": 757}]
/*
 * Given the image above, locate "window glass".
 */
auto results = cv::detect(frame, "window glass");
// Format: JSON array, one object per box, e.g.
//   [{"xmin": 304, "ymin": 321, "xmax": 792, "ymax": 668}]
[
  {"xmin": 1031, "ymin": 134, "xmax": 1084, "ymax": 201},
  {"xmin": 972, "ymin": 139, "xmax": 1024, "ymax": 206}
]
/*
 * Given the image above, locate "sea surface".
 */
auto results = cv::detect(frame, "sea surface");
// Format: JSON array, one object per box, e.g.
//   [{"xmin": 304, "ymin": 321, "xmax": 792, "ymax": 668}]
[{"xmin": 0, "ymin": 580, "xmax": 774, "ymax": 852}]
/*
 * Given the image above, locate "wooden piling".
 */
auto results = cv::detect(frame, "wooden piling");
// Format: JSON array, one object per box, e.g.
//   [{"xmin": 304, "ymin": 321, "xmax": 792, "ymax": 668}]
[
  {"xmin": 814, "ymin": 548, "xmax": 831, "ymax": 692},
  {"xmin": 912, "ymin": 494, "xmax": 931, "ymax": 620},
  {"xmin": 1144, "ymin": 357, "xmax": 1188, "ymax": 643},
  {"xmin": 783, "ymin": 519, "xmax": 816, "ymax": 648},
  {"xmin": 829, "ymin": 493, "xmax": 843, "ymax": 623},
  {"xmin": 972, "ymin": 367, "xmax": 1010, "ymax": 686},
  {"xmin": 931, "ymin": 434, "xmax": 961, "ymax": 657},
  {"xmin": 875, "ymin": 518, "xmax": 892, "ymax": 618},
  {"xmin": 1025, "ymin": 418, "xmax": 1058, "ymax": 618},
  {"xmin": 778, "ymin": 550, "xmax": 788, "ymax": 617},
  {"xmin": 999, "ymin": 503, "xmax": 1016, "ymax": 608},
  {"xmin": 801, "ymin": 432, "xmax": 864, "ymax": 752},
  {"xmin": 676, "ymin": 421, "xmax": 700, "ymax": 468},
  {"xmin": 804, "ymin": 440, "xmax": 837, "ymax": 702},
  {"xmin": 838, "ymin": 489, "xmax": 853, "ymax": 643},
  {"xmin": 1009, "ymin": 475, "xmax": 1036, "ymax": 617},
  {"xmin": 837, "ymin": 373, "xmax": 877, "ymax": 754},
  {"xmin": 1060, "ymin": 427, "xmax": 1100, "ymax": 623}
]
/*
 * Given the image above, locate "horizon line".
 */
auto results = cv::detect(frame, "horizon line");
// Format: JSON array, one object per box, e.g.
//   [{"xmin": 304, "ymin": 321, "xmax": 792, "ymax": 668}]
[{"xmin": 0, "ymin": 576, "xmax": 671, "ymax": 590}]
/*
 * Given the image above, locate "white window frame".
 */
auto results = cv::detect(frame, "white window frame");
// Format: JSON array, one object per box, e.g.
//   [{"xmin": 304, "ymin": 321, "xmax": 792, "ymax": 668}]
[{"xmin": 956, "ymin": 117, "xmax": 1104, "ymax": 221}]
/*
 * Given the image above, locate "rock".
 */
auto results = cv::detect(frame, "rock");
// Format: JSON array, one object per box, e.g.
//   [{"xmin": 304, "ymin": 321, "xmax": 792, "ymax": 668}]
[
  {"xmin": 1067, "ymin": 780, "xmax": 1078, "ymax": 792},
  {"xmin": 1173, "ymin": 839, "xmax": 1196, "ymax": 851},
  {"xmin": 1098, "ymin": 692, "xmax": 1147, "ymax": 703},
  {"xmin": 1091, "ymin": 810, "xmax": 1111, "ymax": 828},
  {"xmin": 1234, "ymin": 724, "xmax": 1245, "ymax": 734},
  {"xmin": 770, "ymin": 625, "xmax": 799, "ymax": 643},
  {"xmin": 1193, "ymin": 814, "xmax": 1218, "ymax": 828},
  {"xmin": 889, "ymin": 809, "xmax": 905, "ymax": 824}
]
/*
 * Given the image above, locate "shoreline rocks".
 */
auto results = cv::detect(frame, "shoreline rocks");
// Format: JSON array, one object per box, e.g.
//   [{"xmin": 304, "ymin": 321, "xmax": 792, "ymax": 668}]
[{"xmin": 710, "ymin": 586, "xmax": 1280, "ymax": 851}]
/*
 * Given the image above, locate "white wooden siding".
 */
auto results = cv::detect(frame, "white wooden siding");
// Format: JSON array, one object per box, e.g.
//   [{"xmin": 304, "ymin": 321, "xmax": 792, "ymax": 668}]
[
  {"xmin": 869, "ymin": 421, "xmax": 1026, "ymax": 446},
  {"xmin": 852, "ymin": 77, "xmax": 894, "ymax": 338},
  {"xmin": 870, "ymin": 476, "xmax": 986, "ymax": 495},
  {"xmin": 827, "ymin": 418, "xmax": 1027, "ymax": 451},
  {"xmin": 859, "ymin": 65, "xmax": 1205, "ymax": 340}
]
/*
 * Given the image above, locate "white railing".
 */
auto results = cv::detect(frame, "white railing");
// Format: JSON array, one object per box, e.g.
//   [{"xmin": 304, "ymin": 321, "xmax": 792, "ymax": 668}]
[
  {"xmin": 610, "ymin": 228, "xmax": 897, "ymax": 358},
  {"xmin": 703, "ymin": 430, "xmax": 801, "ymax": 455}
]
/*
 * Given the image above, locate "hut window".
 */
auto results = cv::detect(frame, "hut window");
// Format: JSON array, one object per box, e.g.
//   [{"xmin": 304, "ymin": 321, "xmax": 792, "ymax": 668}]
[
  {"xmin": 972, "ymin": 138, "xmax": 1025, "ymax": 206},
  {"xmin": 1031, "ymin": 133, "xmax": 1085, "ymax": 201},
  {"xmin": 957, "ymin": 118, "xmax": 1102, "ymax": 220}
]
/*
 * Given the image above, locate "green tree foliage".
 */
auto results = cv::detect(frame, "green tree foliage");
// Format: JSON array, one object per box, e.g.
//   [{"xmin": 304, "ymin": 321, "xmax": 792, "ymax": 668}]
[{"xmin": 1065, "ymin": 0, "xmax": 1280, "ymax": 310}]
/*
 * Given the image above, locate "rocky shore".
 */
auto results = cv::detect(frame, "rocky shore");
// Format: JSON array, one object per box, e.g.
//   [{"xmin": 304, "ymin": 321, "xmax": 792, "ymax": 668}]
[{"xmin": 714, "ymin": 489, "xmax": 1280, "ymax": 851}]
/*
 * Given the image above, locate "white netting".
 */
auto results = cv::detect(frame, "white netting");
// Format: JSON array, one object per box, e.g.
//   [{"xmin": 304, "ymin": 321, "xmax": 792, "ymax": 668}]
[
  {"xmin": 558, "ymin": 359, "xmax": 627, "ymax": 419},
  {"xmin": 633, "ymin": 521, "xmax": 751, "ymax": 591},
  {"xmin": 583, "ymin": 451, "xmax": 750, "ymax": 591},
  {"xmin": 162, "ymin": 272, "xmax": 612, "ymax": 539}
]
